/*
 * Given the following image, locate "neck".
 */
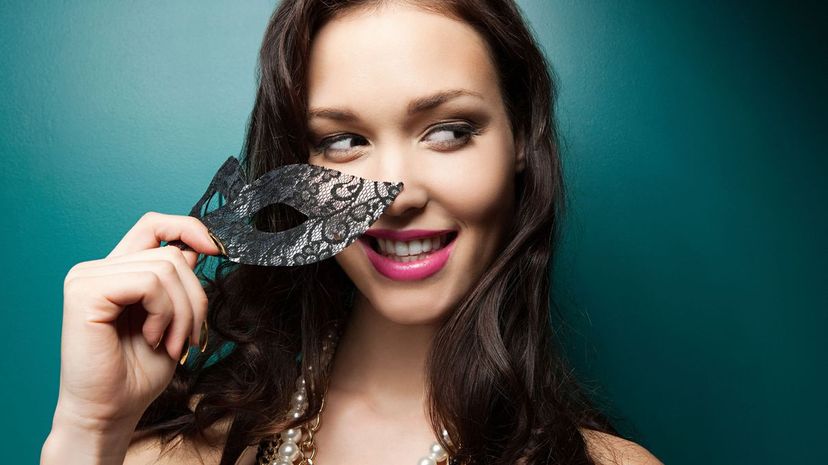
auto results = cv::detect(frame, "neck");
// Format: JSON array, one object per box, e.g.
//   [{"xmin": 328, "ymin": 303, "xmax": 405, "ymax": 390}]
[{"xmin": 326, "ymin": 292, "xmax": 440, "ymax": 415}]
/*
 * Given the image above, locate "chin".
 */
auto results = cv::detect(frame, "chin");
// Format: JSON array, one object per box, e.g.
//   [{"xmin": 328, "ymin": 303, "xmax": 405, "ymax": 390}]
[{"xmin": 366, "ymin": 294, "xmax": 453, "ymax": 326}]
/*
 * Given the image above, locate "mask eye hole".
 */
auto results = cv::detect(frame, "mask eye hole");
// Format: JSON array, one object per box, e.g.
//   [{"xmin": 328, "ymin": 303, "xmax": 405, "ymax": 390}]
[{"xmin": 253, "ymin": 202, "xmax": 309, "ymax": 233}]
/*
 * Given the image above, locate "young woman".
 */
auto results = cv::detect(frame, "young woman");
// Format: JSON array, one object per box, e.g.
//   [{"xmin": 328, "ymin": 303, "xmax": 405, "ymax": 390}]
[{"xmin": 41, "ymin": 1, "xmax": 663, "ymax": 464}]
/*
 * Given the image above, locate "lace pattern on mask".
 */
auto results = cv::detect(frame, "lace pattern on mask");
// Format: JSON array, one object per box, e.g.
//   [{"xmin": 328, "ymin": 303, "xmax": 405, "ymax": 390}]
[{"xmin": 188, "ymin": 156, "xmax": 403, "ymax": 266}]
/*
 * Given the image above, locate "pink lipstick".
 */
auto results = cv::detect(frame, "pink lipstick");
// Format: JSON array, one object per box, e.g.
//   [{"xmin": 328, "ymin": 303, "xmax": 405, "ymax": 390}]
[{"xmin": 359, "ymin": 229, "xmax": 458, "ymax": 281}]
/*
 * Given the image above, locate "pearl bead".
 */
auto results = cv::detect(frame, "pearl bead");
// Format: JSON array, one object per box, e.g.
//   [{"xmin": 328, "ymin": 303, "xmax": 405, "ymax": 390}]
[
  {"xmin": 281, "ymin": 427, "xmax": 302, "ymax": 443},
  {"xmin": 292, "ymin": 391, "xmax": 307, "ymax": 405},
  {"xmin": 296, "ymin": 377, "xmax": 306, "ymax": 390},
  {"xmin": 429, "ymin": 442, "xmax": 448, "ymax": 461},
  {"xmin": 277, "ymin": 440, "xmax": 300, "ymax": 461},
  {"xmin": 418, "ymin": 457, "xmax": 437, "ymax": 465},
  {"xmin": 274, "ymin": 458, "xmax": 292, "ymax": 465}
]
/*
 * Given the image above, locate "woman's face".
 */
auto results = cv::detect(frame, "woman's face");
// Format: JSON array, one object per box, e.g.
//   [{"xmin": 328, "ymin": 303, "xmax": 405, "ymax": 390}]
[{"xmin": 306, "ymin": 3, "xmax": 524, "ymax": 325}]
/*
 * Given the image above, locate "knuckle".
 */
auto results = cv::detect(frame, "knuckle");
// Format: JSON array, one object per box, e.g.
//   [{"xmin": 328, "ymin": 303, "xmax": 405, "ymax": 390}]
[
  {"xmin": 64, "ymin": 264, "xmax": 81, "ymax": 286},
  {"xmin": 196, "ymin": 291, "xmax": 209, "ymax": 309},
  {"xmin": 155, "ymin": 260, "xmax": 178, "ymax": 277},
  {"xmin": 140, "ymin": 210, "xmax": 159, "ymax": 222},
  {"xmin": 141, "ymin": 269, "xmax": 164, "ymax": 290},
  {"xmin": 162, "ymin": 244, "xmax": 186, "ymax": 261},
  {"xmin": 63, "ymin": 275, "xmax": 83, "ymax": 295},
  {"xmin": 67, "ymin": 258, "xmax": 102, "ymax": 274},
  {"xmin": 63, "ymin": 261, "xmax": 96, "ymax": 291},
  {"xmin": 193, "ymin": 292, "xmax": 209, "ymax": 317}
]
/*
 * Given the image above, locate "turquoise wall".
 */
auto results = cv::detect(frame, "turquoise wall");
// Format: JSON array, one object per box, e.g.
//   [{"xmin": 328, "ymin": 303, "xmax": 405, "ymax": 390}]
[{"xmin": 1, "ymin": 1, "xmax": 823, "ymax": 463}]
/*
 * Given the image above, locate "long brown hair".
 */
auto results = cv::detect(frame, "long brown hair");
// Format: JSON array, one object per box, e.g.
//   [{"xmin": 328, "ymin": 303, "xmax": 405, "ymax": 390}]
[{"xmin": 137, "ymin": 1, "xmax": 620, "ymax": 464}]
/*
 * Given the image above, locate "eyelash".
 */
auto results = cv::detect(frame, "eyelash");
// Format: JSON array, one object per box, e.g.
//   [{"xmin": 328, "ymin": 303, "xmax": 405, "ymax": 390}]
[{"xmin": 312, "ymin": 121, "xmax": 483, "ymax": 158}]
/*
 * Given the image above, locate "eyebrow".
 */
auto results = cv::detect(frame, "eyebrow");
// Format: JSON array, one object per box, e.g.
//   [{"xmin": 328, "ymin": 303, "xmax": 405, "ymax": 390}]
[{"xmin": 307, "ymin": 89, "xmax": 484, "ymax": 122}]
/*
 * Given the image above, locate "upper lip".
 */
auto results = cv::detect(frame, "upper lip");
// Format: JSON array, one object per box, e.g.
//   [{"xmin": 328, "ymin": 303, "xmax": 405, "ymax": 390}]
[{"xmin": 363, "ymin": 228, "xmax": 457, "ymax": 241}]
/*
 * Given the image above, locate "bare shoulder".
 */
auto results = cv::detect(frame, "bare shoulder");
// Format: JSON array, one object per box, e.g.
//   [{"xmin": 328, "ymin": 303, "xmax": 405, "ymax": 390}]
[
  {"xmin": 580, "ymin": 428, "xmax": 664, "ymax": 465},
  {"xmin": 123, "ymin": 396, "xmax": 258, "ymax": 465},
  {"xmin": 123, "ymin": 433, "xmax": 219, "ymax": 465}
]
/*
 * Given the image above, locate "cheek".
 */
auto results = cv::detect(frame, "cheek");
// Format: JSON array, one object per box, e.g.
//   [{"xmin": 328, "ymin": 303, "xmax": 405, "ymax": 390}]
[
  {"xmin": 432, "ymin": 137, "xmax": 516, "ymax": 227},
  {"xmin": 332, "ymin": 240, "xmax": 371, "ymax": 287},
  {"xmin": 444, "ymin": 166, "xmax": 512, "ymax": 223}
]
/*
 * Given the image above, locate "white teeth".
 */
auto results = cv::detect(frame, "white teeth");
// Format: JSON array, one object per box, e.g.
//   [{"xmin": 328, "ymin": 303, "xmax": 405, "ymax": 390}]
[
  {"xmin": 375, "ymin": 233, "xmax": 452, "ymax": 257},
  {"xmin": 395, "ymin": 241, "xmax": 408, "ymax": 256},
  {"xmin": 386, "ymin": 251, "xmax": 434, "ymax": 262},
  {"xmin": 421, "ymin": 238, "xmax": 432, "ymax": 253}
]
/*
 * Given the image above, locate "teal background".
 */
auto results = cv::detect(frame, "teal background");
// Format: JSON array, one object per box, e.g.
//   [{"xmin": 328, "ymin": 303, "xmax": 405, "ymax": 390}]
[{"xmin": 1, "ymin": 1, "xmax": 824, "ymax": 463}]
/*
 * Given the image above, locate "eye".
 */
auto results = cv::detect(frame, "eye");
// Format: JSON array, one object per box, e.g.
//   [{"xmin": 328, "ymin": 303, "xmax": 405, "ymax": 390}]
[
  {"xmin": 422, "ymin": 122, "xmax": 482, "ymax": 151},
  {"xmin": 314, "ymin": 133, "xmax": 369, "ymax": 159}
]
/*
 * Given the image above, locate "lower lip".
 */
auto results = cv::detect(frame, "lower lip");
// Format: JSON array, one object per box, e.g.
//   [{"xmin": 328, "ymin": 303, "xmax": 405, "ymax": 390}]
[{"xmin": 359, "ymin": 234, "xmax": 457, "ymax": 281}]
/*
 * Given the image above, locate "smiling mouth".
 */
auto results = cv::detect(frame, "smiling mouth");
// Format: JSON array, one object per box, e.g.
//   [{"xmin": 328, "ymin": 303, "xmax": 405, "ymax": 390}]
[{"xmin": 360, "ymin": 231, "xmax": 458, "ymax": 262}]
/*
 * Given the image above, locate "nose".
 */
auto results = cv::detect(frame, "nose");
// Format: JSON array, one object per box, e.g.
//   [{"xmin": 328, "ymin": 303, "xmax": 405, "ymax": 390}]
[
  {"xmin": 372, "ymin": 148, "xmax": 429, "ymax": 219},
  {"xmin": 382, "ymin": 181, "xmax": 427, "ymax": 219}
]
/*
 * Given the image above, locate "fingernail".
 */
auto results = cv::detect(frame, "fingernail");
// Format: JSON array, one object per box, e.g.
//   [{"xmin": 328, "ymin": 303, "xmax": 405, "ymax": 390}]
[
  {"xmin": 179, "ymin": 336, "xmax": 191, "ymax": 365},
  {"xmin": 199, "ymin": 320, "xmax": 209, "ymax": 353},
  {"xmin": 208, "ymin": 230, "xmax": 227, "ymax": 256},
  {"xmin": 153, "ymin": 336, "xmax": 163, "ymax": 351}
]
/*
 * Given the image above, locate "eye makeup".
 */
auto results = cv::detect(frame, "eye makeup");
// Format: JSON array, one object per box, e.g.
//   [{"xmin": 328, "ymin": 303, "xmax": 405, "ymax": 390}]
[{"xmin": 311, "ymin": 118, "xmax": 486, "ymax": 159}]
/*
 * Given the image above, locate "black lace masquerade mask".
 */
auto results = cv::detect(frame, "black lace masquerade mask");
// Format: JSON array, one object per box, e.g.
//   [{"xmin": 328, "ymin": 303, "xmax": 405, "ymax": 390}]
[{"xmin": 168, "ymin": 156, "xmax": 403, "ymax": 266}]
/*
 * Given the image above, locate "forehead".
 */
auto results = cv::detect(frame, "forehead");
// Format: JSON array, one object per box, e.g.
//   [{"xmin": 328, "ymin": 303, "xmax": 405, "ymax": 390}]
[{"xmin": 306, "ymin": 4, "xmax": 499, "ymax": 112}]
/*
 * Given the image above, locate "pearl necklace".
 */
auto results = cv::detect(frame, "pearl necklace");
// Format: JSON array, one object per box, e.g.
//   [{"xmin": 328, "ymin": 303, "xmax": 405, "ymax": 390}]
[{"xmin": 255, "ymin": 328, "xmax": 454, "ymax": 465}]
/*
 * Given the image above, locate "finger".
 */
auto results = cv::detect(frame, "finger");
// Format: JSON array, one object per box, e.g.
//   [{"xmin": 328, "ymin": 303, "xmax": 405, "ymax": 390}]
[
  {"xmin": 116, "ymin": 246, "xmax": 207, "ymax": 347},
  {"xmin": 70, "ymin": 261, "xmax": 195, "ymax": 360},
  {"xmin": 164, "ymin": 237, "xmax": 223, "ymax": 269},
  {"xmin": 66, "ymin": 271, "xmax": 176, "ymax": 356},
  {"xmin": 74, "ymin": 246, "xmax": 208, "ymax": 347},
  {"xmin": 107, "ymin": 211, "xmax": 220, "ymax": 260},
  {"xmin": 76, "ymin": 247, "xmax": 208, "ymax": 346}
]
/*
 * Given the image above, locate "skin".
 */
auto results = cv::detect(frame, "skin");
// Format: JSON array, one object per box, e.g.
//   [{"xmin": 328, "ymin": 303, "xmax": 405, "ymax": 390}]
[{"xmin": 48, "ymin": 2, "xmax": 662, "ymax": 465}]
